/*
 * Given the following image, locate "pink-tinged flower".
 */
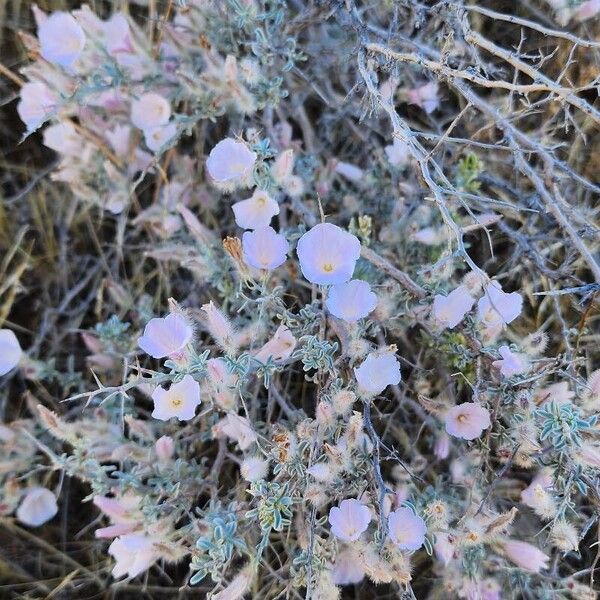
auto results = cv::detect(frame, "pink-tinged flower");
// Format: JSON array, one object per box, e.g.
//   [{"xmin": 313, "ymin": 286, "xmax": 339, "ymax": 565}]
[
  {"xmin": 0, "ymin": 329, "xmax": 22, "ymax": 376},
  {"xmin": 109, "ymin": 534, "xmax": 158, "ymax": 579},
  {"xmin": 332, "ymin": 549, "xmax": 365, "ymax": 585},
  {"xmin": 17, "ymin": 82, "xmax": 57, "ymax": 132},
  {"xmin": 242, "ymin": 227, "xmax": 288, "ymax": 270},
  {"xmin": 434, "ymin": 432, "xmax": 451, "ymax": 459},
  {"xmin": 577, "ymin": 442, "xmax": 600, "ymax": 468},
  {"xmin": 384, "ymin": 138, "xmax": 410, "ymax": 167},
  {"xmin": 155, "ymin": 436, "xmax": 175, "ymax": 462},
  {"xmin": 254, "ymin": 325, "xmax": 297, "ymax": 364},
  {"xmin": 326, "ymin": 279, "xmax": 377, "ymax": 322},
  {"xmin": 434, "ymin": 532, "xmax": 455, "ymax": 565},
  {"xmin": 206, "ymin": 138, "xmax": 257, "ymax": 183},
  {"xmin": 206, "ymin": 358, "xmax": 238, "ymax": 410},
  {"xmin": 240, "ymin": 456, "xmax": 269, "ymax": 482},
  {"xmin": 335, "ymin": 161, "xmax": 364, "ymax": 182},
  {"xmin": 93, "ymin": 494, "xmax": 141, "ymax": 538},
  {"xmin": 535, "ymin": 381, "xmax": 574, "ymax": 406},
  {"xmin": 521, "ymin": 470, "xmax": 555, "ymax": 517},
  {"xmin": 271, "ymin": 149, "xmax": 294, "ymax": 184},
  {"xmin": 328, "ymin": 498, "xmax": 372, "ymax": 542},
  {"xmin": 202, "ymin": 301, "xmax": 235, "ymax": 350},
  {"xmin": 16, "ymin": 487, "xmax": 58, "ymax": 527},
  {"xmin": 38, "ymin": 12, "xmax": 86, "ymax": 69},
  {"xmin": 577, "ymin": 0, "xmax": 600, "ymax": 21},
  {"xmin": 502, "ymin": 539, "xmax": 549, "ymax": 573},
  {"xmin": 479, "ymin": 579, "xmax": 501, "ymax": 600},
  {"xmin": 297, "ymin": 223, "xmax": 361, "ymax": 285},
  {"xmin": 232, "ymin": 190, "xmax": 280, "ymax": 230},
  {"xmin": 432, "ymin": 286, "xmax": 475, "ymax": 329},
  {"xmin": 43, "ymin": 121, "xmax": 83, "ymax": 156},
  {"xmin": 143, "ymin": 122, "xmax": 177, "ymax": 152},
  {"xmin": 131, "ymin": 93, "xmax": 171, "ymax": 130},
  {"xmin": 445, "ymin": 402, "xmax": 491, "ymax": 440},
  {"xmin": 387, "ymin": 507, "xmax": 427, "ymax": 551},
  {"xmin": 104, "ymin": 13, "xmax": 135, "ymax": 55},
  {"xmin": 215, "ymin": 414, "xmax": 257, "ymax": 450},
  {"xmin": 354, "ymin": 351, "xmax": 401, "ymax": 396},
  {"xmin": 493, "ymin": 345, "xmax": 529, "ymax": 378},
  {"xmin": 138, "ymin": 313, "xmax": 193, "ymax": 359},
  {"xmin": 151, "ymin": 374, "xmax": 200, "ymax": 421},
  {"xmin": 408, "ymin": 81, "xmax": 439, "ymax": 114},
  {"xmin": 477, "ymin": 281, "xmax": 523, "ymax": 327}
]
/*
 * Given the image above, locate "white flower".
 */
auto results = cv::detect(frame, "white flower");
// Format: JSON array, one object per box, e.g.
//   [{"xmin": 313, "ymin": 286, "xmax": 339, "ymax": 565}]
[
  {"xmin": 326, "ymin": 279, "xmax": 377, "ymax": 322},
  {"xmin": 354, "ymin": 351, "xmax": 401, "ymax": 395},
  {"xmin": 232, "ymin": 190, "xmax": 280, "ymax": 230},
  {"xmin": 334, "ymin": 161, "xmax": 364, "ymax": 182},
  {"xmin": 206, "ymin": 138, "xmax": 257, "ymax": 183},
  {"xmin": 408, "ymin": 82, "xmax": 439, "ymax": 114},
  {"xmin": 17, "ymin": 82, "xmax": 57, "ymax": 132},
  {"xmin": 477, "ymin": 281, "xmax": 523, "ymax": 327},
  {"xmin": 43, "ymin": 121, "xmax": 83, "ymax": 156},
  {"xmin": 143, "ymin": 122, "xmax": 177, "ymax": 152},
  {"xmin": 387, "ymin": 507, "xmax": 427, "ymax": 551},
  {"xmin": 242, "ymin": 226, "xmax": 288, "ymax": 270},
  {"xmin": 332, "ymin": 549, "xmax": 365, "ymax": 585},
  {"xmin": 432, "ymin": 286, "xmax": 475, "ymax": 329},
  {"xmin": 216, "ymin": 414, "xmax": 257, "ymax": 450},
  {"xmin": 0, "ymin": 329, "xmax": 22, "ymax": 376},
  {"xmin": 104, "ymin": 13, "xmax": 135, "ymax": 56},
  {"xmin": 502, "ymin": 539, "xmax": 549, "ymax": 573},
  {"xmin": 329, "ymin": 499, "xmax": 371, "ymax": 542},
  {"xmin": 296, "ymin": 223, "xmax": 361, "ymax": 285},
  {"xmin": 445, "ymin": 402, "xmax": 491, "ymax": 440},
  {"xmin": 38, "ymin": 12, "xmax": 86, "ymax": 69},
  {"xmin": 151, "ymin": 374, "xmax": 200, "ymax": 421},
  {"xmin": 254, "ymin": 325, "xmax": 297, "ymax": 363},
  {"xmin": 492, "ymin": 346, "xmax": 529, "ymax": 378},
  {"xmin": 109, "ymin": 534, "xmax": 158, "ymax": 579},
  {"xmin": 240, "ymin": 456, "xmax": 269, "ymax": 482},
  {"xmin": 138, "ymin": 313, "xmax": 193, "ymax": 359},
  {"xmin": 384, "ymin": 138, "xmax": 410, "ymax": 167},
  {"xmin": 16, "ymin": 487, "xmax": 58, "ymax": 527},
  {"xmin": 131, "ymin": 93, "xmax": 171, "ymax": 131}
]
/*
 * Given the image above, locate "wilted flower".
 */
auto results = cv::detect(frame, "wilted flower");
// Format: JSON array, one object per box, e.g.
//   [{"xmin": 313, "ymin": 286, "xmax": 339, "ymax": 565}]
[
  {"xmin": 109, "ymin": 534, "xmax": 158, "ymax": 579},
  {"xmin": 271, "ymin": 149, "xmax": 294, "ymax": 184},
  {"xmin": 16, "ymin": 487, "xmax": 58, "ymax": 527},
  {"xmin": 240, "ymin": 456, "xmax": 269, "ymax": 482},
  {"xmin": 254, "ymin": 325, "xmax": 297, "ymax": 363},
  {"xmin": 335, "ymin": 161, "xmax": 364, "ymax": 182},
  {"xmin": 0, "ymin": 329, "xmax": 22, "ymax": 376},
  {"xmin": 17, "ymin": 82, "xmax": 58, "ymax": 132},
  {"xmin": 328, "ymin": 498, "xmax": 371, "ymax": 542},
  {"xmin": 43, "ymin": 121, "xmax": 83, "ymax": 156},
  {"xmin": 206, "ymin": 138, "xmax": 256, "ymax": 183},
  {"xmin": 477, "ymin": 281, "xmax": 523, "ymax": 327},
  {"xmin": 521, "ymin": 470, "xmax": 555, "ymax": 518},
  {"xmin": 432, "ymin": 286, "xmax": 475, "ymax": 329},
  {"xmin": 232, "ymin": 190, "xmax": 280, "ymax": 230},
  {"xmin": 502, "ymin": 539, "xmax": 549, "ymax": 573},
  {"xmin": 577, "ymin": 442, "xmax": 600, "ymax": 468},
  {"xmin": 492, "ymin": 345, "xmax": 529, "ymax": 378},
  {"xmin": 151, "ymin": 374, "xmax": 200, "ymax": 421},
  {"xmin": 242, "ymin": 226, "xmax": 288, "ymax": 270},
  {"xmin": 144, "ymin": 122, "xmax": 177, "ymax": 152},
  {"xmin": 131, "ymin": 93, "xmax": 171, "ymax": 131},
  {"xmin": 202, "ymin": 301, "xmax": 235, "ymax": 350},
  {"xmin": 206, "ymin": 358, "xmax": 238, "ymax": 410},
  {"xmin": 332, "ymin": 549, "xmax": 365, "ymax": 585},
  {"xmin": 434, "ymin": 432, "xmax": 451, "ymax": 459},
  {"xmin": 354, "ymin": 351, "xmax": 401, "ymax": 395},
  {"xmin": 445, "ymin": 402, "xmax": 491, "ymax": 440},
  {"xmin": 38, "ymin": 12, "xmax": 86, "ymax": 69},
  {"xmin": 326, "ymin": 279, "xmax": 377, "ymax": 322},
  {"xmin": 550, "ymin": 521, "xmax": 579, "ymax": 552},
  {"xmin": 387, "ymin": 507, "xmax": 427, "ymax": 551},
  {"xmin": 155, "ymin": 435, "xmax": 175, "ymax": 462},
  {"xmin": 296, "ymin": 223, "xmax": 361, "ymax": 285},
  {"xmin": 138, "ymin": 313, "xmax": 193, "ymax": 359},
  {"xmin": 384, "ymin": 138, "xmax": 410, "ymax": 167},
  {"xmin": 215, "ymin": 414, "xmax": 257, "ymax": 450},
  {"xmin": 408, "ymin": 81, "xmax": 439, "ymax": 114},
  {"xmin": 535, "ymin": 381, "xmax": 574, "ymax": 406}
]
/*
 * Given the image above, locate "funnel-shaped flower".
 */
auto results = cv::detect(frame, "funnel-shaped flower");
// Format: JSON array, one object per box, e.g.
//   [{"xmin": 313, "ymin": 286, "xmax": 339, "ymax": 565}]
[
  {"xmin": 329, "ymin": 499, "xmax": 371, "ymax": 542},
  {"xmin": 151, "ymin": 374, "xmax": 200, "ymax": 421},
  {"xmin": 138, "ymin": 313, "xmax": 192, "ymax": 359},
  {"xmin": 326, "ymin": 279, "xmax": 377, "ymax": 322}
]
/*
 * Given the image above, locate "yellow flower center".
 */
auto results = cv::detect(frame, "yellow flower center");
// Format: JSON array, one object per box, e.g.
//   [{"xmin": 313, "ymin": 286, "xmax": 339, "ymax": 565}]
[
  {"xmin": 256, "ymin": 194, "xmax": 267, "ymax": 206},
  {"xmin": 457, "ymin": 413, "xmax": 468, "ymax": 423},
  {"xmin": 170, "ymin": 397, "xmax": 183, "ymax": 408},
  {"xmin": 322, "ymin": 263, "xmax": 334, "ymax": 273}
]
